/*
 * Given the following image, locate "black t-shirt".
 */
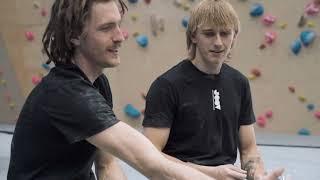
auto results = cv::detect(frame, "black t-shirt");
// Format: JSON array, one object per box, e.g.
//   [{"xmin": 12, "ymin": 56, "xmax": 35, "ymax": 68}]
[
  {"xmin": 143, "ymin": 60, "xmax": 255, "ymax": 166},
  {"xmin": 7, "ymin": 64, "xmax": 119, "ymax": 180}
]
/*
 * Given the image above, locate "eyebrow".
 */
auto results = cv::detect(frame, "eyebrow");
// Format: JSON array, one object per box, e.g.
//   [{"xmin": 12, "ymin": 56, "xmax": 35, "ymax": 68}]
[
  {"xmin": 200, "ymin": 28, "xmax": 232, "ymax": 32},
  {"xmin": 97, "ymin": 19, "xmax": 123, "ymax": 29}
]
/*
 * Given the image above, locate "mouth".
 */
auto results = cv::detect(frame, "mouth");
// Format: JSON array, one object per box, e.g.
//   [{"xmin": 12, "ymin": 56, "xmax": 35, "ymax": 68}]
[
  {"xmin": 107, "ymin": 48, "xmax": 119, "ymax": 55},
  {"xmin": 210, "ymin": 50, "xmax": 224, "ymax": 53}
]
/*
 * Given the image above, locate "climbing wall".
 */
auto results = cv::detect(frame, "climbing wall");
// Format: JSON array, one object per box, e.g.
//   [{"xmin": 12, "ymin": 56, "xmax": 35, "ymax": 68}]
[
  {"xmin": 0, "ymin": 0, "xmax": 319, "ymax": 135},
  {"xmin": 111, "ymin": 0, "xmax": 320, "ymax": 135},
  {"xmin": 0, "ymin": 34, "xmax": 24, "ymax": 123},
  {"xmin": 0, "ymin": 0, "xmax": 52, "ymax": 124}
]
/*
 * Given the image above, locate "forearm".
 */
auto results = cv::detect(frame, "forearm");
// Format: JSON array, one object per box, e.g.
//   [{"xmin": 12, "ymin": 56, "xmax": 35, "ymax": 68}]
[
  {"xmin": 94, "ymin": 151, "xmax": 126, "ymax": 180},
  {"xmin": 95, "ymin": 160, "xmax": 127, "ymax": 180},
  {"xmin": 88, "ymin": 122, "xmax": 211, "ymax": 180},
  {"xmin": 162, "ymin": 153, "xmax": 219, "ymax": 178},
  {"xmin": 241, "ymin": 150, "xmax": 265, "ymax": 179}
]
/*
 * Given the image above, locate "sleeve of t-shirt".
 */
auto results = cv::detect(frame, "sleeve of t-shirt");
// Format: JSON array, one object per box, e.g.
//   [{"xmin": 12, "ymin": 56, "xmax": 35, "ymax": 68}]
[
  {"xmin": 239, "ymin": 78, "xmax": 256, "ymax": 125},
  {"xmin": 95, "ymin": 74, "xmax": 113, "ymax": 109},
  {"xmin": 44, "ymin": 81, "xmax": 119, "ymax": 143},
  {"xmin": 142, "ymin": 78, "xmax": 177, "ymax": 128}
]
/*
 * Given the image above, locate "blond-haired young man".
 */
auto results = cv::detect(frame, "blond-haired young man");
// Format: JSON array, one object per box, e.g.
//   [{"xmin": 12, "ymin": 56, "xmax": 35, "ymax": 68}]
[{"xmin": 143, "ymin": 0, "xmax": 284, "ymax": 179}]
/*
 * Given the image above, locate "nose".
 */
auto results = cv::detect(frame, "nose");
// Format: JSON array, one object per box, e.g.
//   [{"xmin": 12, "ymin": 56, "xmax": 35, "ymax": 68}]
[
  {"xmin": 112, "ymin": 25, "xmax": 125, "ymax": 43},
  {"xmin": 213, "ymin": 34, "xmax": 223, "ymax": 49}
]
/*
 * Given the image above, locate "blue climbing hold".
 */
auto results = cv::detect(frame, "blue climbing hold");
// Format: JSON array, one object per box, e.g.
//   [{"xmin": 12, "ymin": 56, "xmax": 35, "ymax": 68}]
[
  {"xmin": 182, "ymin": 16, "xmax": 189, "ymax": 28},
  {"xmin": 298, "ymin": 128, "xmax": 311, "ymax": 136},
  {"xmin": 124, "ymin": 104, "xmax": 141, "ymax": 118},
  {"xmin": 250, "ymin": 3, "xmax": 264, "ymax": 17},
  {"xmin": 136, "ymin": 35, "xmax": 148, "ymax": 48},
  {"xmin": 300, "ymin": 30, "xmax": 316, "ymax": 46},
  {"xmin": 128, "ymin": 0, "xmax": 139, "ymax": 3},
  {"xmin": 41, "ymin": 63, "xmax": 51, "ymax": 71},
  {"xmin": 290, "ymin": 40, "xmax": 302, "ymax": 55},
  {"xmin": 307, "ymin": 104, "xmax": 315, "ymax": 111}
]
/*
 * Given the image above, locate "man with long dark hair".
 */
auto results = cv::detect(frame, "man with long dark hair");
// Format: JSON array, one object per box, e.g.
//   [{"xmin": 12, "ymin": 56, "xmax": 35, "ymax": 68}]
[{"xmin": 7, "ymin": 0, "xmax": 214, "ymax": 179}]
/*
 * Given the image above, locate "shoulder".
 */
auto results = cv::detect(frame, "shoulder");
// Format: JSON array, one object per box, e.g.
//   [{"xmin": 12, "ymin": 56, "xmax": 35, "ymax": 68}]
[
  {"xmin": 155, "ymin": 60, "xmax": 191, "ymax": 87},
  {"xmin": 96, "ymin": 73, "xmax": 110, "ymax": 85},
  {"xmin": 43, "ymin": 70, "xmax": 102, "ymax": 104},
  {"xmin": 223, "ymin": 63, "xmax": 249, "ymax": 86}
]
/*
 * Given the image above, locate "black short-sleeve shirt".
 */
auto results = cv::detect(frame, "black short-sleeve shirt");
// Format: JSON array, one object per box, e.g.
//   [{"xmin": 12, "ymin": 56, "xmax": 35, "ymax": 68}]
[
  {"xmin": 143, "ymin": 60, "xmax": 255, "ymax": 166},
  {"xmin": 7, "ymin": 64, "xmax": 119, "ymax": 180}
]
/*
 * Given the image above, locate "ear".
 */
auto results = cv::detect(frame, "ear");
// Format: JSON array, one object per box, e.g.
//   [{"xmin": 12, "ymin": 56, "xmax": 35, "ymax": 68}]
[
  {"xmin": 70, "ymin": 38, "xmax": 80, "ymax": 46},
  {"xmin": 230, "ymin": 32, "xmax": 238, "ymax": 49},
  {"xmin": 190, "ymin": 32, "xmax": 197, "ymax": 44}
]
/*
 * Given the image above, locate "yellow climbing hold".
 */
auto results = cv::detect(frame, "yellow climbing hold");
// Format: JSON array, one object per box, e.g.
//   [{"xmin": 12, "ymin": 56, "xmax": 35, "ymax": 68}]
[
  {"xmin": 298, "ymin": 96, "xmax": 306, "ymax": 102},
  {"xmin": 279, "ymin": 23, "xmax": 287, "ymax": 29},
  {"xmin": 182, "ymin": 3, "xmax": 191, "ymax": 11},
  {"xmin": 132, "ymin": 32, "xmax": 139, "ymax": 37},
  {"xmin": 9, "ymin": 102, "xmax": 15, "ymax": 109},
  {"xmin": 131, "ymin": 15, "xmax": 138, "ymax": 22},
  {"xmin": 247, "ymin": 74, "xmax": 256, "ymax": 80},
  {"xmin": 0, "ymin": 79, "xmax": 6, "ymax": 86},
  {"xmin": 307, "ymin": 21, "xmax": 315, "ymax": 28}
]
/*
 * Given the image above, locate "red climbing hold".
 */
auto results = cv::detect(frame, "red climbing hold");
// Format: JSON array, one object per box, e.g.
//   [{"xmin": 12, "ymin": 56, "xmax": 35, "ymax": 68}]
[
  {"xmin": 265, "ymin": 110, "xmax": 273, "ymax": 118},
  {"xmin": 288, "ymin": 86, "xmax": 295, "ymax": 93},
  {"xmin": 251, "ymin": 68, "xmax": 261, "ymax": 77},
  {"xmin": 257, "ymin": 115, "xmax": 267, "ymax": 127},
  {"xmin": 314, "ymin": 111, "xmax": 320, "ymax": 120}
]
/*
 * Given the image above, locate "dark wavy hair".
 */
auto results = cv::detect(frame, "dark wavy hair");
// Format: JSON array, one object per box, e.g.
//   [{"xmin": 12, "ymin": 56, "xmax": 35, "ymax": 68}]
[{"xmin": 42, "ymin": 0, "xmax": 127, "ymax": 65}]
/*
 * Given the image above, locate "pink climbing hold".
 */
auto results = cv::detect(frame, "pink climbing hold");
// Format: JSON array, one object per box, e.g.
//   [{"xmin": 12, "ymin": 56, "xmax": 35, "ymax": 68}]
[
  {"xmin": 25, "ymin": 31, "xmax": 35, "ymax": 41},
  {"xmin": 262, "ymin": 14, "xmax": 276, "ymax": 26},
  {"xmin": 314, "ymin": 111, "xmax": 320, "ymax": 119},
  {"xmin": 264, "ymin": 31, "xmax": 277, "ymax": 44},
  {"xmin": 265, "ymin": 110, "xmax": 273, "ymax": 118},
  {"xmin": 305, "ymin": 0, "xmax": 320, "ymax": 16},
  {"xmin": 31, "ymin": 75, "xmax": 42, "ymax": 85},
  {"xmin": 257, "ymin": 115, "xmax": 267, "ymax": 127}
]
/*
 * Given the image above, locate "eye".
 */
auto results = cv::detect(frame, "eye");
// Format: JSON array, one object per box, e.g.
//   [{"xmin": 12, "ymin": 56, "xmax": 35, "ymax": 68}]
[
  {"xmin": 220, "ymin": 31, "xmax": 231, "ymax": 37},
  {"xmin": 100, "ymin": 25, "xmax": 114, "ymax": 31},
  {"xmin": 98, "ymin": 23, "xmax": 119, "ymax": 32},
  {"xmin": 202, "ymin": 31, "xmax": 215, "ymax": 37}
]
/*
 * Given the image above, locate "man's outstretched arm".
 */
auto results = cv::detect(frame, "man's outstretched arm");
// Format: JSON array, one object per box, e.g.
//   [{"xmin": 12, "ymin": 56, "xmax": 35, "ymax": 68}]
[{"xmin": 87, "ymin": 121, "xmax": 214, "ymax": 180}]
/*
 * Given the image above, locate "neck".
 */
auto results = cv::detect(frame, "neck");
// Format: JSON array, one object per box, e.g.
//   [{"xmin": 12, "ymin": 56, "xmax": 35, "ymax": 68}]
[
  {"xmin": 72, "ymin": 52, "xmax": 102, "ymax": 84},
  {"xmin": 191, "ymin": 56, "xmax": 223, "ymax": 75}
]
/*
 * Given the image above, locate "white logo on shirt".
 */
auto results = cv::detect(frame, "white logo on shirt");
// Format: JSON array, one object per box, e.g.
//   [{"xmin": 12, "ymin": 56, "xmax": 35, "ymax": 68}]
[{"xmin": 212, "ymin": 89, "xmax": 221, "ymax": 110}]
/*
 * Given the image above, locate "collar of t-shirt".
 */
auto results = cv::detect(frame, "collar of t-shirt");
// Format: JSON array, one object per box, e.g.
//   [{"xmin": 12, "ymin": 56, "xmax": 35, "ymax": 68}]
[
  {"xmin": 183, "ymin": 59, "xmax": 225, "ymax": 80},
  {"xmin": 55, "ymin": 63, "xmax": 103, "ymax": 88}
]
